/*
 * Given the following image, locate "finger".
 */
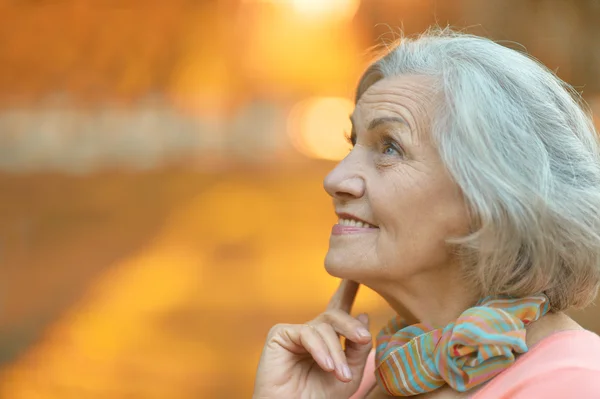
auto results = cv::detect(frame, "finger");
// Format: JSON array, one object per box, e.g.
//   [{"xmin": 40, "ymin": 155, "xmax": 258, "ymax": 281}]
[
  {"xmin": 345, "ymin": 335, "xmax": 373, "ymax": 388},
  {"xmin": 327, "ymin": 279, "xmax": 359, "ymax": 313},
  {"xmin": 271, "ymin": 324, "xmax": 335, "ymax": 372},
  {"xmin": 311, "ymin": 312, "xmax": 372, "ymax": 383},
  {"xmin": 318, "ymin": 309, "xmax": 372, "ymax": 344},
  {"xmin": 312, "ymin": 322, "xmax": 354, "ymax": 382},
  {"xmin": 356, "ymin": 313, "xmax": 369, "ymax": 327},
  {"xmin": 346, "ymin": 313, "xmax": 373, "ymax": 368},
  {"xmin": 298, "ymin": 324, "xmax": 336, "ymax": 373}
]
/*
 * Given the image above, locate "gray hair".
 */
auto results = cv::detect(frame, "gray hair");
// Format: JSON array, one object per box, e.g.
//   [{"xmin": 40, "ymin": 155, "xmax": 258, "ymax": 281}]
[{"xmin": 357, "ymin": 28, "xmax": 600, "ymax": 311}]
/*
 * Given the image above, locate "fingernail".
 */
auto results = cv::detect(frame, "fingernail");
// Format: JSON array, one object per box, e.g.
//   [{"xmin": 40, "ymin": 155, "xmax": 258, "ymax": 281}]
[
  {"xmin": 356, "ymin": 327, "xmax": 371, "ymax": 339},
  {"xmin": 357, "ymin": 313, "xmax": 369, "ymax": 325},
  {"xmin": 342, "ymin": 364, "xmax": 352, "ymax": 380},
  {"xmin": 325, "ymin": 356, "xmax": 334, "ymax": 370}
]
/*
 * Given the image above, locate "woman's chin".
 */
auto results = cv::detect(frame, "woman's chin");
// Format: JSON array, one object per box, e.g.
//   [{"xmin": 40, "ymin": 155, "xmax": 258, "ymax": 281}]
[
  {"xmin": 324, "ymin": 253, "xmax": 361, "ymax": 279},
  {"xmin": 324, "ymin": 261, "xmax": 343, "ymax": 278}
]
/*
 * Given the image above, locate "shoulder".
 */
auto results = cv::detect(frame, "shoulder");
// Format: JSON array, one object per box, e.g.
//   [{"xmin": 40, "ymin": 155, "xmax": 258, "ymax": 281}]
[
  {"xmin": 517, "ymin": 329, "xmax": 600, "ymax": 371},
  {"xmin": 473, "ymin": 330, "xmax": 600, "ymax": 398}
]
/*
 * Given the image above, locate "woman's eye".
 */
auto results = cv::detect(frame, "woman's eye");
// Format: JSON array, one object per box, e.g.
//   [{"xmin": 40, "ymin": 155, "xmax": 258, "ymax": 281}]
[
  {"xmin": 381, "ymin": 140, "xmax": 403, "ymax": 157},
  {"xmin": 383, "ymin": 145, "xmax": 399, "ymax": 156}
]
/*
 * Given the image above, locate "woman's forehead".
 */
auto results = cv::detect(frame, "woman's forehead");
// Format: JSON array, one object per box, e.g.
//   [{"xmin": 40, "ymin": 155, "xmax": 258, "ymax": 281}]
[
  {"xmin": 352, "ymin": 75, "xmax": 437, "ymax": 141},
  {"xmin": 358, "ymin": 75, "xmax": 436, "ymax": 106}
]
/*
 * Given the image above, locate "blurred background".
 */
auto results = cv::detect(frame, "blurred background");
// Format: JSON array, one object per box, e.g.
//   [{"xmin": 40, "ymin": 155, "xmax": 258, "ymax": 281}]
[{"xmin": 1, "ymin": 0, "xmax": 599, "ymax": 398}]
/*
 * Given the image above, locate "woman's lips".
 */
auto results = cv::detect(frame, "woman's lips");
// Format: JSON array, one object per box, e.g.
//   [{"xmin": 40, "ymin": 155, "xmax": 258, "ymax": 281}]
[{"xmin": 332, "ymin": 224, "xmax": 379, "ymax": 235}]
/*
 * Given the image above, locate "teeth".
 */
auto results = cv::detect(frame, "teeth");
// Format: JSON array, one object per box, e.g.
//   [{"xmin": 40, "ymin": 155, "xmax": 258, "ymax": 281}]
[{"xmin": 338, "ymin": 218, "xmax": 377, "ymax": 228}]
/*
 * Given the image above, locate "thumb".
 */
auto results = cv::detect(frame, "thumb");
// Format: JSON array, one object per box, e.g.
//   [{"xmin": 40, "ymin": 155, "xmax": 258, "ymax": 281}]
[{"xmin": 345, "ymin": 313, "xmax": 374, "ymax": 380}]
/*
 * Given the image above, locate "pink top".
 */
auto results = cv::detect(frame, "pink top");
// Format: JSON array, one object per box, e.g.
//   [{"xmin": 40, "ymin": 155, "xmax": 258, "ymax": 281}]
[{"xmin": 352, "ymin": 329, "xmax": 600, "ymax": 398}]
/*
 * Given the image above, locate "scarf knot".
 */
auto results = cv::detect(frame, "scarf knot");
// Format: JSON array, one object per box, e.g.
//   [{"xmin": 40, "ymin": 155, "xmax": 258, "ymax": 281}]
[{"xmin": 375, "ymin": 295, "xmax": 550, "ymax": 396}]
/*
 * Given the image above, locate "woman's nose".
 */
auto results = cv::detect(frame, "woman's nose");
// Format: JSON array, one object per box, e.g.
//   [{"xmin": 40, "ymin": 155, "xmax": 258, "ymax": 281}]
[{"xmin": 323, "ymin": 157, "xmax": 366, "ymax": 200}]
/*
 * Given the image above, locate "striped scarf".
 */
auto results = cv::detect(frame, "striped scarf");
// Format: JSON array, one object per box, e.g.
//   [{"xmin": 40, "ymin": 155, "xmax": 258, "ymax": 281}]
[{"xmin": 374, "ymin": 295, "xmax": 550, "ymax": 396}]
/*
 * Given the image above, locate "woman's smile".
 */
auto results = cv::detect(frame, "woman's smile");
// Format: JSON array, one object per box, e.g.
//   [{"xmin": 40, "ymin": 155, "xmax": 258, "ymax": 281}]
[
  {"xmin": 332, "ymin": 222, "xmax": 379, "ymax": 235},
  {"xmin": 332, "ymin": 212, "xmax": 379, "ymax": 235}
]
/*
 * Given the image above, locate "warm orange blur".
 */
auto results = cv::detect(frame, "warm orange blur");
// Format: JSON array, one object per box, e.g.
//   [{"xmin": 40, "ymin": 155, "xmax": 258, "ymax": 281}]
[
  {"xmin": 289, "ymin": 96, "xmax": 355, "ymax": 160},
  {"xmin": 1, "ymin": 1, "xmax": 599, "ymax": 398}
]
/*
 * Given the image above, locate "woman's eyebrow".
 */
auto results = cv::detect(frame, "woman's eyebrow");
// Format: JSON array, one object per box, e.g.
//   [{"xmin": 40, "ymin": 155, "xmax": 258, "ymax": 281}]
[
  {"xmin": 348, "ymin": 115, "xmax": 408, "ymax": 131},
  {"xmin": 367, "ymin": 116, "xmax": 408, "ymax": 130}
]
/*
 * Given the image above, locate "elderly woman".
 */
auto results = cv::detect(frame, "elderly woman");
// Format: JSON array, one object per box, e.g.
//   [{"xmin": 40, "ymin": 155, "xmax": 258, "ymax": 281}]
[{"xmin": 253, "ymin": 29, "xmax": 600, "ymax": 398}]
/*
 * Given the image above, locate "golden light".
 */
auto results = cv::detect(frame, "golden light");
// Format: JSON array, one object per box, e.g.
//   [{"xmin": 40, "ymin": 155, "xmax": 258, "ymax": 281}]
[
  {"xmin": 244, "ymin": 0, "xmax": 361, "ymax": 23},
  {"xmin": 291, "ymin": 0, "xmax": 361, "ymax": 22},
  {"xmin": 288, "ymin": 96, "xmax": 354, "ymax": 161}
]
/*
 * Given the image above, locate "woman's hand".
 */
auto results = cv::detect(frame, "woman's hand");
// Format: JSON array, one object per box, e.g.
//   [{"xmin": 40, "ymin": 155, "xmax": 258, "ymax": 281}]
[{"xmin": 253, "ymin": 280, "xmax": 373, "ymax": 399}]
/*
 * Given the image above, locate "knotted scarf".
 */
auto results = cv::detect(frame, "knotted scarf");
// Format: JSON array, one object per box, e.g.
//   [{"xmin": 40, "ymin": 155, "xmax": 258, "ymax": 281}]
[{"xmin": 375, "ymin": 295, "xmax": 550, "ymax": 396}]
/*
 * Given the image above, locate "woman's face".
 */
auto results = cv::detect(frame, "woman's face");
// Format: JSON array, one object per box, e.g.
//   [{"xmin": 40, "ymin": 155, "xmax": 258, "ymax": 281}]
[{"xmin": 323, "ymin": 75, "xmax": 469, "ymax": 285}]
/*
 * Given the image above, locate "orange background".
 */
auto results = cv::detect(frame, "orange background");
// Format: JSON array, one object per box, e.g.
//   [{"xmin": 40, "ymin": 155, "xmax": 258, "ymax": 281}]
[{"xmin": 0, "ymin": 1, "xmax": 599, "ymax": 398}]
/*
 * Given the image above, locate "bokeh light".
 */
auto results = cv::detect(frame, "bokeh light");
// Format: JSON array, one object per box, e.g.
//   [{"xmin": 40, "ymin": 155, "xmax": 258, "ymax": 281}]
[
  {"xmin": 291, "ymin": 0, "xmax": 361, "ymax": 22},
  {"xmin": 245, "ymin": 0, "xmax": 361, "ymax": 23},
  {"xmin": 288, "ymin": 96, "xmax": 354, "ymax": 161}
]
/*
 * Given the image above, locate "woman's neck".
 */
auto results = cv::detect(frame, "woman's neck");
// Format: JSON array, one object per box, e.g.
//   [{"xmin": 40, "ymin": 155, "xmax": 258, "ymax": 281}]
[{"xmin": 366, "ymin": 265, "xmax": 479, "ymax": 327}]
